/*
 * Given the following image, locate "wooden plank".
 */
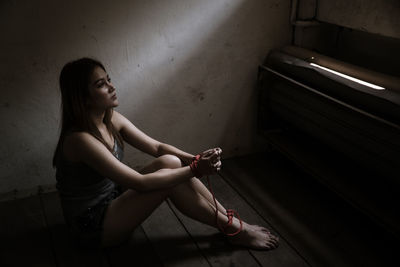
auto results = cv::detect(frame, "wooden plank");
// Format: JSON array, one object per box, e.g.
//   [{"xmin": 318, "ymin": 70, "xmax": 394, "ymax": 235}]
[
  {"xmin": 106, "ymin": 226, "xmax": 163, "ymax": 267},
  {"xmin": 40, "ymin": 192, "xmax": 110, "ymax": 267},
  {"xmin": 221, "ymin": 152, "xmax": 399, "ymax": 267},
  {"xmin": 141, "ymin": 201, "xmax": 209, "ymax": 267},
  {"xmin": 167, "ymin": 175, "xmax": 261, "ymax": 267},
  {"xmin": 261, "ymin": 130, "xmax": 400, "ymax": 237},
  {"xmin": 207, "ymin": 173, "xmax": 308, "ymax": 267},
  {"xmin": 0, "ymin": 196, "xmax": 56, "ymax": 267},
  {"xmin": 220, "ymin": 156, "xmax": 332, "ymax": 266}
]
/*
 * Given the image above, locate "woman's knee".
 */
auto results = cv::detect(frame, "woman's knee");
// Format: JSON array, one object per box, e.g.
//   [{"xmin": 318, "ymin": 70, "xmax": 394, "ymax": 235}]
[
  {"xmin": 139, "ymin": 154, "xmax": 183, "ymax": 175},
  {"xmin": 158, "ymin": 154, "xmax": 182, "ymax": 169}
]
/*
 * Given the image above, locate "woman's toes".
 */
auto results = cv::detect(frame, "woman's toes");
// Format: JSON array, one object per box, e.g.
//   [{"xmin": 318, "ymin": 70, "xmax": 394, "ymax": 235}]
[
  {"xmin": 265, "ymin": 241, "xmax": 275, "ymax": 250},
  {"xmin": 266, "ymin": 233, "xmax": 279, "ymax": 246},
  {"xmin": 228, "ymin": 223, "xmax": 280, "ymax": 250},
  {"xmin": 268, "ymin": 236, "xmax": 279, "ymax": 241}
]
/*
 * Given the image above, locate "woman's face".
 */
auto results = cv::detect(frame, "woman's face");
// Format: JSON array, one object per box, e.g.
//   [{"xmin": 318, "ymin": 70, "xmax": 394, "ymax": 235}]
[{"xmin": 88, "ymin": 66, "xmax": 119, "ymax": 110}]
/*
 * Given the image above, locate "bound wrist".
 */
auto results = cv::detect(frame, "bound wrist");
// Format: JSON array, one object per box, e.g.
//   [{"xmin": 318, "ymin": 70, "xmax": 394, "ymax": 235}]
[{"xmin": 189, "ymin": 154, "xmax": 203, "ymax": 178}]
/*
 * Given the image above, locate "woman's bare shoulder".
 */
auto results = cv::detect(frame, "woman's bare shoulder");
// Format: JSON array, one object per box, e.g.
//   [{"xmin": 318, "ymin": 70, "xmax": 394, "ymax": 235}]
[
  {"xmin": 111, "ymin": 110, "xmax": 127, "ymax": 131},
  {"xmin": 64, "ymin": 131, "xmax": 93, "ymax": 143}
]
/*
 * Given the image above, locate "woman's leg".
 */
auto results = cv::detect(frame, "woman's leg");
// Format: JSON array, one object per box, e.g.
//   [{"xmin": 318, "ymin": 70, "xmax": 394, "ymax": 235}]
[
  {"xmin": 101, "ymin": 155, "xmax": 180, "ymax": 247},
  {"xmin": 101, "ymin": 154, "xmax": 279, "ymax": 249},
  {"xmin": 188, "ymin": 177, "xmax": 228, "ymax": 214},
  {"xmin": 182, "ymin": 170, "xmax": 272, "ymax": 234},
  {"xmin": 101, "ymin": 154, "xmax": 225, "ymax": 247},
  {"xmin": 167, "ymin": 177, "xmax": 279, "ymax": 250}
]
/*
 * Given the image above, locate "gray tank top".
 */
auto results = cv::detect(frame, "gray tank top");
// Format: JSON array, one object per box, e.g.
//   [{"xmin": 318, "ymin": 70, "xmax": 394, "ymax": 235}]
[{"xmin": 55, "ymin": 138, "xmax": 124, "ymax": 225}]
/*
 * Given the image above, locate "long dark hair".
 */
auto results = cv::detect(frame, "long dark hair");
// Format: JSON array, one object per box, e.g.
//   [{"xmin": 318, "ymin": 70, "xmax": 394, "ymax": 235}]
[{"xmin": 52, "ymin": 57, "xmax": 123, "ymax": 167}]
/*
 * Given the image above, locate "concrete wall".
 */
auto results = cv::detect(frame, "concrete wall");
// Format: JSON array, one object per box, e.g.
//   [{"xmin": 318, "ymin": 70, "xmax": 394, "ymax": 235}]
[
  {"xmin": 0, "ymin": 0, "xmax": 291, "ymax": 195},
  {"xmin": 317, "ymin": 0, "xmax": 400, "ymax": 39}
]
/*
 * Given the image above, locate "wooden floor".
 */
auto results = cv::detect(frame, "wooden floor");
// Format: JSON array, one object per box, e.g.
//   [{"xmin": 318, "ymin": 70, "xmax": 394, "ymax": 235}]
[{"xmin": 1, "ymin": 150, "xmax": 399, "ymax": 267}]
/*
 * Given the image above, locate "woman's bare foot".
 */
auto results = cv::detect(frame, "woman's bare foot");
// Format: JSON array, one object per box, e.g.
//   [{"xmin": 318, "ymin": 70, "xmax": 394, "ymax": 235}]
[
  {"xmin": 226, "ymin": 222, "xmax": 279, "ymax": 250},
  {"xmin": 245, "ymin": 222, "xmax": 271, "ymax": 233}
]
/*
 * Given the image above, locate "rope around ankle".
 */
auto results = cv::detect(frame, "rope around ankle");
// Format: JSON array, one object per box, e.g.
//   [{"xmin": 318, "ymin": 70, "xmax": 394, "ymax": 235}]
[
  {"xmin": 190, "ymin": 155, "xmax": 243, "ymax": 236},
  {"xmin": 206, "ymin": 176, "xmax": 243, "ymax": 236}
]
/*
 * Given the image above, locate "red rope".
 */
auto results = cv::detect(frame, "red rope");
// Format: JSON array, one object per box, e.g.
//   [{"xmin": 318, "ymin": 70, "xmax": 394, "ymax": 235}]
[
  {"xmin": 190, "ymin": 155, "xmax": 243, "ymax": 237},
  {"xmin": 206, "ymin": 176, "xmax": 243, "ymax": 236}
]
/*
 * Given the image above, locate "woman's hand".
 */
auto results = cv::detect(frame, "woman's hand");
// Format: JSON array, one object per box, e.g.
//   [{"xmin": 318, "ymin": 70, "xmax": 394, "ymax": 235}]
[{"xmin": 196, "ymin": 148, "xmax": 222, "ymax": 175}]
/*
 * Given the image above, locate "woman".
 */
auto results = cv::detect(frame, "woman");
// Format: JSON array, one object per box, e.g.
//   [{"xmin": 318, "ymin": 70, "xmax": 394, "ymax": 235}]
[{"xmin": 53, "ymin": 57, "xmax": 279, "ymax": 250}]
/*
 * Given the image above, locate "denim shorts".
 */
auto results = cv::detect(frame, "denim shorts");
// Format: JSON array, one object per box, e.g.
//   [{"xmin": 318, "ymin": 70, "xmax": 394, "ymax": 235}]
[{"xmin": 70, "ymin": 189, "xmax": 121, "ymax": 249}]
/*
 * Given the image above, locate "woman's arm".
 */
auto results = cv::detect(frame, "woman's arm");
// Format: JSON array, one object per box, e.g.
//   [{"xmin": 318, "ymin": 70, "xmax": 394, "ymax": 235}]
[
  {"xmin": 112, "ymin": 111, "xmax": 160, "ymax": 157},
  {"xmin": 112, "ymin": 111, "xmax": 194, "ymax": 163},
  {"xmin": 157, "ymin": 143, "xmax": 194, "ymax": 165},
  {"xmin": 64, "ymin": 132, "xmax": 201, "ymax": 192}
]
